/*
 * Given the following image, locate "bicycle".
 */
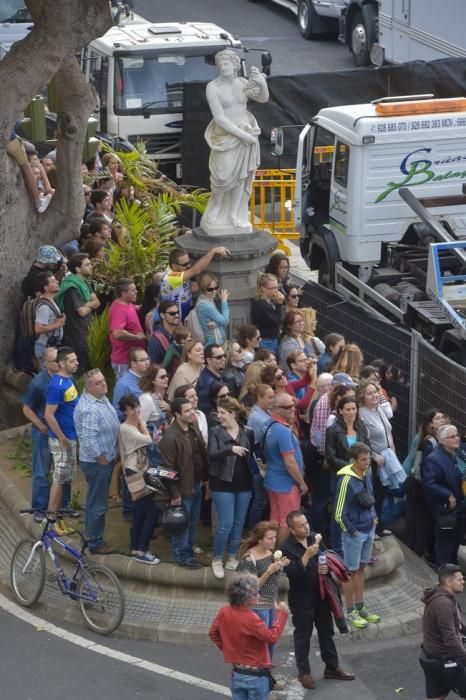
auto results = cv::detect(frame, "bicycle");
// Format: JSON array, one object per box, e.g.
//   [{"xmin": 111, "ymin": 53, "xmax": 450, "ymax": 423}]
[{"xmin": 10, "ymin": 509, "xmax": 125, "ymax": 635}]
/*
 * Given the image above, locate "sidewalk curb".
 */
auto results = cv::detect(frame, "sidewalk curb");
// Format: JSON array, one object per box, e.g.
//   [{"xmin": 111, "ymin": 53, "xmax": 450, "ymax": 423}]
[{"xmin": 0, "ymin": 426, "xmax": 428, "ymax": 646}]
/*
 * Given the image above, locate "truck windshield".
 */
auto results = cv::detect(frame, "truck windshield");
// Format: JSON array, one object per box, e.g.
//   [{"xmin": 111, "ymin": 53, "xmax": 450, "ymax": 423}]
[
  {"xmin": 0, "ymin": 1, "xmax": 32, "ymax": 22},
  {"xmin": 114, "ymin": 53, "xmax": 219, "ymax": 114}
]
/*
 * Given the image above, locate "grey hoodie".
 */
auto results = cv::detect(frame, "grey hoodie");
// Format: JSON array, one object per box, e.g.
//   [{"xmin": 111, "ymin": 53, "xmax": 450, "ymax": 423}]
[{"xmin": 422, "ymin": 586, "xmax": 466, "ymax": 661}]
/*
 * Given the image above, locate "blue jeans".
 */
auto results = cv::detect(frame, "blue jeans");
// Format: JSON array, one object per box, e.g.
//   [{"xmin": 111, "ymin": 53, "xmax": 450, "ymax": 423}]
[
  {"xmin": 171, "ymin": 482, "xmax": 202, "ymax": 565},
  {"xmin": 31, "ymin": 427, "xmax": 52, "ymax": 510},
  {"xmin": 248, "ymin": 472, "xmax": 269, "ymax": 530},
  {"xmin": 253, "ymin": 607, "xmax": 275, "ymax": 659},
  {"xmin": 211, "ymin": 490, "xmax": 252, "ymax": 559},
  {"xmin": 131, "ymin": 494, "xmax": 159, "ymax": 552},
  {"xmin": 80, "ymin": 460, "xmax": 114, "ymax": 551},
  {"xmin": 31, "ymin": 427, "xmax": 70, "ymax": 510},
  {"xmin": 120, "ymin": 473, "xmax": 134, "ymax": 516},
  {"xmin": 259, "ymin": 338, "xmax": 278, "ymax": 354},
  {"xmin": 230, "ymin": 671, "xmax": 269, "ymax": 700},
  {"xmin": 342, "ymin": 527, "xmax": 375, "ymax": 571},
  {"xmin": 330, "ymin": 475, "xmax": 343, "ymax": 558}
]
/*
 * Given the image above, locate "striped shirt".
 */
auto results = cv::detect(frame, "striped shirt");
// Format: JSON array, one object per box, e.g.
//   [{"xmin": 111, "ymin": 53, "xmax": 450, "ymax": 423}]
[{"xmin": 73, "ymin": 392, "xmax": 120, "ymax": 462}]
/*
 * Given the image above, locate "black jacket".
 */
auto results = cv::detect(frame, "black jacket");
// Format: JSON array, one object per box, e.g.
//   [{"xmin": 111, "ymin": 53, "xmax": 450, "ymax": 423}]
[
  {"xmin": 325, "ymin": 420, "xmax": 370, "ymax": 475},
  {"xmin": 282, "ymin": 533, "xmax": 321, "ymax": 611},
  {"xmin": 208, "ymin": 424, "xmax": 254, "ymax": 482},
  {"xmin": 251, "ymin": 299, "xmax": 283, "ymax": 339},
  {"xmin": 222, "ymin": 366, "xmax": 245, "ymax": 399}
]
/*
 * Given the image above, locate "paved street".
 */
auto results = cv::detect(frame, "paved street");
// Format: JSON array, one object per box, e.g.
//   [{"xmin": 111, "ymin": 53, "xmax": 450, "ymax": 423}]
[
  {"xmin": 137, "ymin": 0, "xmax": 354, "ymax": 76},
  {"xmin": 0, "ymin": 589, "xmax": 431, "ymax": 700}
]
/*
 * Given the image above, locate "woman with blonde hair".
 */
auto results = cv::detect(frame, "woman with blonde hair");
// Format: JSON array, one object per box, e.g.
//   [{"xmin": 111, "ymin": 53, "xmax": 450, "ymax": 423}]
[
  {"xmin": 300, "ymin": 307, "xmax": 325, "ymax": 356},
  {"xmin": 331, "ymin": 343, "xmax": 363, "ymax": 382},
  {"xmin": 222, "ymin": 340, "xmax": 246, "ymax": 398},
  {"xmin": 239, "ymin": 360, "xmax": 266, "ymax": 407},
  {"xmin": 251, "ymin": 273, "xmax": 285, "ymax": 354},
  {"xmin": 208, "ymin": 397, "xmax": 255, "ymax": 579},
  {"xmin": 195, "ymin": 271, "xmax": 230, "ymax": 345},
  {"xmin": 167, "ymin": 339, "xmax": 204, "ymax": 400}
]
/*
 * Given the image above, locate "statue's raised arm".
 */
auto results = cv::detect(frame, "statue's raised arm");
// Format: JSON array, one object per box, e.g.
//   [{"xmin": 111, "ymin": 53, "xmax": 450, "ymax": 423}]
[{"xmin": 200, "ymin": 49, "xmax": 269, "ymax": 236}]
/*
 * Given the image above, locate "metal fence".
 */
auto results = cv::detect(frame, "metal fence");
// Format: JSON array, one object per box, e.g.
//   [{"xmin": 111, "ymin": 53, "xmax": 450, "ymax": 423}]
[
  {"xmin": 301, "ymin": 281, "xmax": 466, "ymax": 459},
  {"xmin": 414, "ymin": 332, "xmax": 466, "ymax": 435}
]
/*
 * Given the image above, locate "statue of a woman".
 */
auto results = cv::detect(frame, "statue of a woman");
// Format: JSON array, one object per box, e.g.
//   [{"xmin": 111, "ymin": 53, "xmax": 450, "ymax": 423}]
[{"xmin": 200, "ymin": 49, "xmax": 269, "ymax": 235}]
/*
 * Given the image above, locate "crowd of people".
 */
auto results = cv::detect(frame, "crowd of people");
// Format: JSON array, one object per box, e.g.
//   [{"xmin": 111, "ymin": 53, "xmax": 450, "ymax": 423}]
[{"xmin": 11, "ymin": 139, "xmax": 466, "ymax": 698}]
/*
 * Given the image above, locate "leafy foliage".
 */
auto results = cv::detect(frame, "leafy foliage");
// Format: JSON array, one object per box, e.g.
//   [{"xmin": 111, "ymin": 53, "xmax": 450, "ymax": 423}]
[{"xmin": 86, "ymin": 306, "xmax": 114, "ymax": 395}]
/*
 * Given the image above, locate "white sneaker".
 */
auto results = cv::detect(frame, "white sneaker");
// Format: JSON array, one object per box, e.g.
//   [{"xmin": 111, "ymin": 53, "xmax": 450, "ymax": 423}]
[
  {"xmin": 225, "ymin": 558, "xmax": 239, "ymax": 571},
  {"xmin": 212, "ymin": 559, "xmax": 225, "ymax": 579},
  {"xmin": 36, "ymin": 193, "xmax": 52, "ymax": 214}
]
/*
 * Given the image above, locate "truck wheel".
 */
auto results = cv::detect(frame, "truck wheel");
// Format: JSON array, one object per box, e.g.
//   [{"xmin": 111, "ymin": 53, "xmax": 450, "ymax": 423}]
[
  {"xmin": 297, "ymin": 0, "xmax": 317, "ymax": 39},
  {"xmin": 318, "ymin": 255, "xmax": 332, "ymax": 288},
  {"xmin": 351, "ymin": 11, "xmax": 371, "ymax": 66}
]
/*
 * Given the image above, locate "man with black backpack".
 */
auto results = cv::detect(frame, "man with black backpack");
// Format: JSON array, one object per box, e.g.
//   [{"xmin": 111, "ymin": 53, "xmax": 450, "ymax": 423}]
[{"xmin": 262, "ymin": 393, "xmax": 308, "ymax": 545}]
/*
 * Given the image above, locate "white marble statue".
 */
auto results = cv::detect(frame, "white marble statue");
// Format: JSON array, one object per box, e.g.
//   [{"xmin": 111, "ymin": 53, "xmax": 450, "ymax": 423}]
[{"xmin": 200, "ymin": 49, "xmax": 269, "ymax": 236}]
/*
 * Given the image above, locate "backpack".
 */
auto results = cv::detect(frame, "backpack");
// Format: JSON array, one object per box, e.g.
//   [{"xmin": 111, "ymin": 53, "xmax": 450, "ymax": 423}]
[
  {"xmin": 19, "ymin": 297, "xmax": 58, "ymax": 339},
  {"xmin": 185, "ymin": 307, "xmax": 205, "ymax": 344},
  {"xmin": 153, "ymin": 329, "xmax": 170, "ymax": 354}
]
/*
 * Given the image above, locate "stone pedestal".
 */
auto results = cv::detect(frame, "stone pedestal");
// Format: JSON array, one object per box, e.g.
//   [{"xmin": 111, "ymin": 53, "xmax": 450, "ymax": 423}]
[{"xmin": 175, "ymin": 227, "xmax": 277, "ymax": 335}]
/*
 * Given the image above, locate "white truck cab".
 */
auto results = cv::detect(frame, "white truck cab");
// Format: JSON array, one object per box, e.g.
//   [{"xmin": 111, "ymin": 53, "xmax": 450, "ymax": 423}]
[
  {"xmin": 293, "ymin": 96, "xmax": 466, "ymax": 281},
  {"xmin": 81, "ymin": 15, "xmax": 244, "ymax": 179},
  {"xmin": 279, "ymin": 95, "xmax": 466, "ymax": 359}
]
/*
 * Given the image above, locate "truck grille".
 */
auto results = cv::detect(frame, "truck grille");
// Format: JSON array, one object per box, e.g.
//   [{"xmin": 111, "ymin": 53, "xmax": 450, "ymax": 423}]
[{"xmin": 127, "ymin": 133, "xmax": 180, "ymax": 156}]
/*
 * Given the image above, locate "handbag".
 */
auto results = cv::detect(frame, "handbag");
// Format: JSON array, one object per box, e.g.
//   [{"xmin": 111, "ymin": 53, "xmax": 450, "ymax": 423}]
[
  {"xmin": 354, "ymin": 489, "xmax": 375, "ymax": 509},
  {"xmin": 435, "ymin": 508, "xmax": 458, "ymax": 530}
]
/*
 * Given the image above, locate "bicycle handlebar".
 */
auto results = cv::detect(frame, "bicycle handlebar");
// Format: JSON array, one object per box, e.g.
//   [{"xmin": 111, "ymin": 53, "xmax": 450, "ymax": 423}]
[{"xmin": 20, "ymin": 508, "xmax": 80, "ymax": 516}]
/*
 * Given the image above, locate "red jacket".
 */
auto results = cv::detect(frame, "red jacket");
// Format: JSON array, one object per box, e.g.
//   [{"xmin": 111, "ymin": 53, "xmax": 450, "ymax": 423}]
[{"xmin": 209, "ymin": 605, "xmax": 288, "ymax": 668}]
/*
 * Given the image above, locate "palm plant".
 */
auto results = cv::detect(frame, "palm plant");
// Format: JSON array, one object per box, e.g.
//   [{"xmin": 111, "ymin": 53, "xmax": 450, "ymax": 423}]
[
  {"xmin": 86, "ymin": 306, "xmax": 114, "ymax": 395},
  {"xmin": 92, "ymin": 198, "xmax": 177, "ymax": 291}
]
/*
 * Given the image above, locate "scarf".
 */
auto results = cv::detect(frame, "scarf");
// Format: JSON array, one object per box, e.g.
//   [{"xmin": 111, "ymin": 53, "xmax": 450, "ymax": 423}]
[{"xmin": 55, "ymin": 273, "xmax": 91, "ymax": 311}]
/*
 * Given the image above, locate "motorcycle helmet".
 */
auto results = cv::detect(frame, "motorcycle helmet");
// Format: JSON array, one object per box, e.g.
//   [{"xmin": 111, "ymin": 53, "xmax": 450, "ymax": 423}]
[
  {"xmin": 144, "ymin": 466, "xmax": 178, "ymax": 498},
  {"xmin": 161, "ymin": 504, "xmax": 189, "ymax": 537}
]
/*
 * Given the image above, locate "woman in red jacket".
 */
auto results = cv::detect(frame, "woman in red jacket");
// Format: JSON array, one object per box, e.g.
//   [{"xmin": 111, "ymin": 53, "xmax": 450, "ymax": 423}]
[{"xmin": 209, "ymin": 572, "xmax": 288, "ymax": 699}]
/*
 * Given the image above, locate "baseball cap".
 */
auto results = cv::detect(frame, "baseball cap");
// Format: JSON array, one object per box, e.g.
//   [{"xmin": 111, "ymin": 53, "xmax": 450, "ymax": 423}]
[
  {"xmin": 36, "ymin": 245, "xmax": 63, "ymax": 264},
  {"xmin": 331, "ymin": 372, "xmax": 357, "ymax": 387}
]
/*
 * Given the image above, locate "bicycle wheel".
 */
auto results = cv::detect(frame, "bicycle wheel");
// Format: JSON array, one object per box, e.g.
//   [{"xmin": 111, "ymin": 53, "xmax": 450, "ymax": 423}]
[
  {"xmin": 78, "ymin": 564, "xmax": 125, "ymax": 635},
  {"xmin": 10, "ymin": 539, "xmax": 46, "ymax": 606}
]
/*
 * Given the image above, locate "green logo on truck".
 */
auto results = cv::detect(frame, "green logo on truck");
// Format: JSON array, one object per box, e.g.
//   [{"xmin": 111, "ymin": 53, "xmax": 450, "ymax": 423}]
[{"xmin": 376, "ymin": 147, "xmax": 466, "ymax": 203}]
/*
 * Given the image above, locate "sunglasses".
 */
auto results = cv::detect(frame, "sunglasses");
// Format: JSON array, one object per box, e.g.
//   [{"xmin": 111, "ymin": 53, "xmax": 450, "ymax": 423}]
[
  {"xmin": 178, "ymin": 260, "xmax": 191, "ymax": 268},
  {"xmin": 213, "ymin": 354, "xmax": 226, "ymax": 360},
  {"xmin": 165, "ymin": 311, "xmax": 180, "ymax": 316},
  {"xmin": 207, "ymin": 286, "xmax": 219, "ymax": 292}
]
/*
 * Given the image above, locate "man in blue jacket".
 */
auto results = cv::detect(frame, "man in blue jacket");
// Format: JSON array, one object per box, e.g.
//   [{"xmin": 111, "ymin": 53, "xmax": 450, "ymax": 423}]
[
  {"xmin": 423, "ymin": 424, "xmax": 464, "ymax": 567},
  {"xmin": 335, "ymin": 442, "xmax": 380, "ymax": 630}
]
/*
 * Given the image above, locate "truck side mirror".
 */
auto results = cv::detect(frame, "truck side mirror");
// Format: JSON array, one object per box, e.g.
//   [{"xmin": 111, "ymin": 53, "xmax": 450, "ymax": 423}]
[
  {"xmin": 271, "ymin": 127, "xmax": 283, "ymax": 157},
  {"xmin": 261, "ymin": 51, "xmax": 272, "ymax": 76}
]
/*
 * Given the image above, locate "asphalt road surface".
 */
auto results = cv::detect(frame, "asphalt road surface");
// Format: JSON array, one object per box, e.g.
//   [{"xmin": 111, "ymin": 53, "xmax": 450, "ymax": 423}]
[
  {"xmin": 0, "ymin": 587, "xmax": 432, "ymax": 700},
  {"xmin": 137, "ymin": 0, "xmax": 354, "ymax": 76}
]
